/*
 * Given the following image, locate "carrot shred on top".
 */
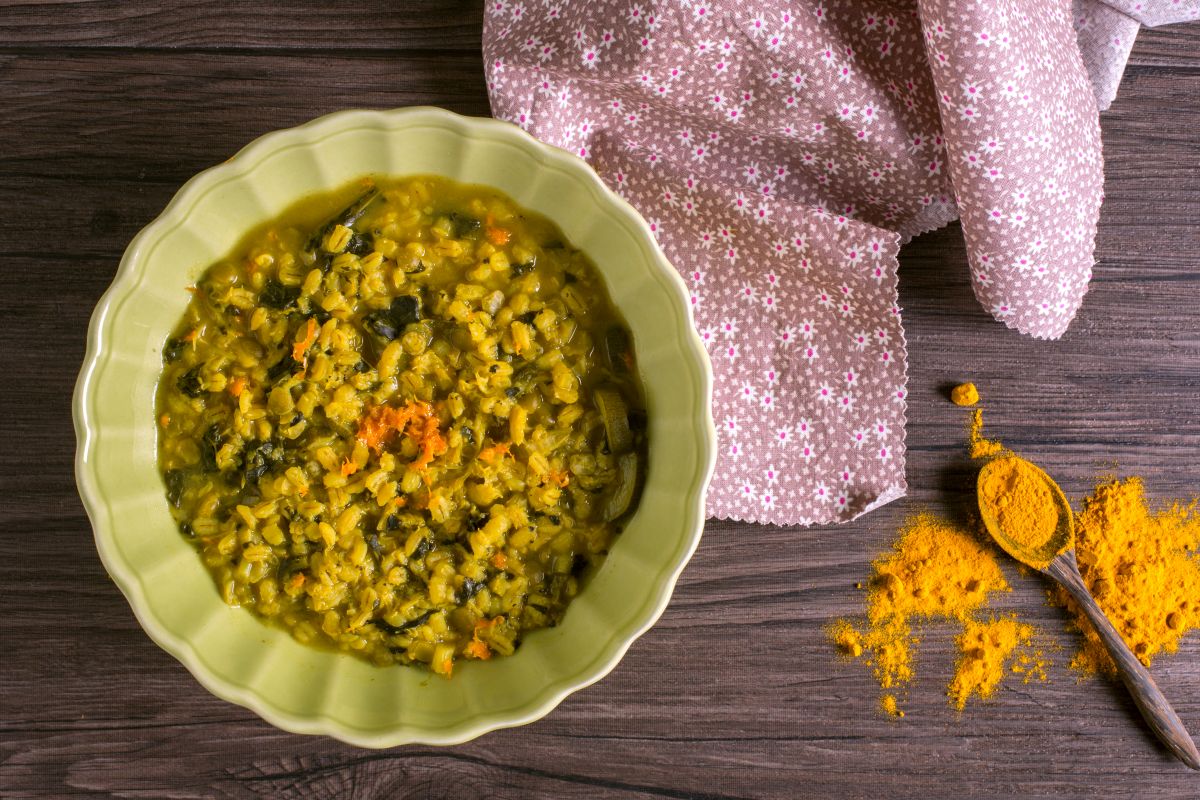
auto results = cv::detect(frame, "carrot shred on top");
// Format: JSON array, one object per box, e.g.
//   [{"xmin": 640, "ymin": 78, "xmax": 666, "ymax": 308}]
[
  {"xmin": 465, "ymin": 640, "xmax": 492, "ymax": 660},
  {"xmin": 340, "ymin": 458, "xmax": 358, "ymax": 477},
  {"xmin": 490, "ymin": 552, "xmax": 508, "ymax": 570},
  {"xmin": 477, "ymin": 442, "xmax": 512, "ymax": 465},
  {"xmin": 547, "ymin": 469, "xmax": 570, "ymax": 488},
  {"xmin": 355, "ymin": 401, "xmax": 447, "ymax": 472},
  {"xmin": 292, "ymin": 317, "xmax": 318, "ymax": 362},
  {"xmin": 485, "ymin": 226, "xmax": 511, "ymax": 246},
  {"xmin": 228, "ymin": 376, "xmax": 247, "ymax": 397}
]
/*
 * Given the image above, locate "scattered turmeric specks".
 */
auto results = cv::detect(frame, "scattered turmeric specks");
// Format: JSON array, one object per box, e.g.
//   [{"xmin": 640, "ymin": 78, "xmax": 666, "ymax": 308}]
[
  {"xmin": 948, "ymin": 616, "xmax": 1039, "ymax": 710},
  {"xmin": 831, "ymin": 382, "xmax": 1049, "ymax": 717},
  {"xmin": 835, "ymin": 379, "xmax": 1200, "ymax": 720},
  {"xmin": 969, "ymin": 408, "xmax": 1004, "ymax": 459},
  {"xmin": 829, "ymin": 512, "xmax": 1041, "ymax": 715}
]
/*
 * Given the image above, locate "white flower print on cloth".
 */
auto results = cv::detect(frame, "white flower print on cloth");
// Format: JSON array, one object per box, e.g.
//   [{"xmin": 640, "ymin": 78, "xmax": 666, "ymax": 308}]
[{"xmin": 482, "ymin": 0, "xmax": 1198, "ymax": 526}]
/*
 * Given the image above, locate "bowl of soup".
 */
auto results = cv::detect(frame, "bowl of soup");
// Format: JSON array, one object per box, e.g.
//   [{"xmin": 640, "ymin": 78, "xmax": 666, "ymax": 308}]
[{"xmin": 74, "ymin": 107, "xmax": 715, "ymax": 746}]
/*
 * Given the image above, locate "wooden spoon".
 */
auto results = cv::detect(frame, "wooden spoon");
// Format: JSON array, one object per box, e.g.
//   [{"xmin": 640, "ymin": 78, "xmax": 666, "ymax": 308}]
[{"xmin": 977, "ymin": 456, "xmax": 1200, "ymax": 770}]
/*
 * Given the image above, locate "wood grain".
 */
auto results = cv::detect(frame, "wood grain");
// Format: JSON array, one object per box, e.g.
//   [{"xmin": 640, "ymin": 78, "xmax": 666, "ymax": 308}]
[
  {"xmin": 1, "ymin": 3, "xmax": 1199, "ymax": 798},
  {"xmin": 0, "ymin": 0, "xmax": 483, "ymax": 50},
  {"xmin": 1045, "ymin": 553, "xmax": 1200, "ymax": 770}
]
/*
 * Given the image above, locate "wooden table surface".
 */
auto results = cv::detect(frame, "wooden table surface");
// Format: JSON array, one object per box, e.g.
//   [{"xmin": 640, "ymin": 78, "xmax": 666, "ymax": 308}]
[{"xmin": 2, "ymin": 3, "xmax": 1198, "ymax": 798}]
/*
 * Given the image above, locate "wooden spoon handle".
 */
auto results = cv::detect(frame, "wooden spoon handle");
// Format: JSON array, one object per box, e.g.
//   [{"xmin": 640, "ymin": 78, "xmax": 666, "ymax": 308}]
[{"xmin": 1048, "ymin": 554, "xmax": 1200, "ymax": 769}]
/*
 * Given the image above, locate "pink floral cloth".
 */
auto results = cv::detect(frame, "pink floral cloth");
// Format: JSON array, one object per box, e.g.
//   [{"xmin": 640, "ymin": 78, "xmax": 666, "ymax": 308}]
[{"xmin": 482, "ymin": 1, "xmax": 1198, "ymax": 526}]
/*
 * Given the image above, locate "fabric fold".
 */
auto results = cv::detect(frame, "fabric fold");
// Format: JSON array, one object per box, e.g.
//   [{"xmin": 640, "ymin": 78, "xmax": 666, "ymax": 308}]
[
  {"xmin": 918, "ymin": 0, "xmax": 1104, "ymax": 339},
  {"xmin": 483, "ymin": 0, "xmax": 1197, "ymax": 525}
]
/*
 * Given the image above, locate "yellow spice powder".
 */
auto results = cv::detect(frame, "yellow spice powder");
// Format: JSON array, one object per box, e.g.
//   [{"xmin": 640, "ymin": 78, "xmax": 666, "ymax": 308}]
[
  {"xmin": 1054, "ymin": 476, "xmax": 1200, "ymax": 676},
  {"xmin": 969, "ymin": 408, "xmax": 1003, "ymax": 459},
  {"xmin": 948, "ymin": 616, "xmax": 1044, "ymax": 710},
  {"xmin": 977, "ymin": 456, "xmax": 1067, "ymax": 568},
  {"xmin": 835, "ymin": 380, "xmax": 1200, "ymax": 716},
  {"xmin": 880, "ymin": 694, "xmax": 905, "ymax": 718},
  {"xmin": 831, "ymin": 513, "xmax": 1044, "ymax": 715},
  {"xmin": 951, "ymin": 382, "xmax": 980, "ymax": 407}
]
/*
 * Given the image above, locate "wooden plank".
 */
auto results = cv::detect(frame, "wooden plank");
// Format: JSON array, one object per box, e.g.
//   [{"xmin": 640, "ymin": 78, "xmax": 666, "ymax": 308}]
[
  {"xmin": 0, "ymin": 50, "xmax": 491, "ymax": 183},
  {"xmin": 1126, "ymin": 23, "xmax": 1200, "ymax": 67},
  {"xmin": 0, "ymin": 0, "xmax": 483, "ymax": 50}
]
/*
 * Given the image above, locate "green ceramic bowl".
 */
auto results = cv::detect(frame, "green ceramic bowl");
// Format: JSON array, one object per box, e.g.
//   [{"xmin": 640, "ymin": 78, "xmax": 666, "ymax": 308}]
[{"xmin": 74, "ymin": 107, "xmax": 715, "ymax": 746}]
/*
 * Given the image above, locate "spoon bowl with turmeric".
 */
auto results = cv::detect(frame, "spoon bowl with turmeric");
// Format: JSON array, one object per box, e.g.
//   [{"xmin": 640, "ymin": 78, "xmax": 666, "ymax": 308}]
[{"xmin": 978, "ymin": 456, "xmax": 1200, "ymax": 770}]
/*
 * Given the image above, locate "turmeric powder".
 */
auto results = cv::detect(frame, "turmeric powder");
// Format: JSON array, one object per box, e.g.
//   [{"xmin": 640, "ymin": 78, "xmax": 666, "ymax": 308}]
[
  {"xmin": 951, "ymin": 382, "xmax": 980, "ymax": 407},
  {"xmin": 978, "ymin": 456, "xmax": 1067, "ymax": 568},
  {"xmin": 969, "ymin": 408, "xmax": 1003, "ymax": 459},
  {"xmin": 834, "ymin": 380, "xmax": 1200, "ymax": 717},
  {"xmin": 829, "ymin": 513, "xmax": 1043, "ymax": 715},
  {"xmin": 1053, "ymin": 477, "xmax": 1200, "ymax": 676},
  {"xmin": 960, "ymin": 385, "xmax": 1200, "ymax": 678},
  {"xmin": 948, "ymin": 616, "xmax": 1044, "ymax": 710}
]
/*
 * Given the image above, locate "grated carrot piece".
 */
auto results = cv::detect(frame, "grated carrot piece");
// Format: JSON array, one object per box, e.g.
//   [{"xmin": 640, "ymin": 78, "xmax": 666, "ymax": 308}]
[
  {"xmin": 292, "ymin": 317, "xmax": 318, "ymax": 362},
  {"xmin": 228, "ymin": 376, "xmax": 247, "ymax": 398},
  {"xmin": 411, "ymin": 413, "xmax": 448, "ymax": 471},
  {"xmin": 485, "ymin": 227, "xmax": 511, "ymax": 246},
  {"xmin": 355, "ymin": 401, "xmax": 447, "ymax": 472},
  {"xmin": 547, "ymin": 469, "xmax": 570, "ymax": 488},
  {"xmin": 159, "ymin": 414, "xmax": 171, "ymax": 428},
  {"xmin": 477, "ymin": 442, "xmax": 512, "ymax": 465},
  {"xmin": 490, "ymin": 552, "xmax": 508, "ymax": 570},
  {"xmin": 465, "ymin": 640, "xmax": 492, "ymax": 660},
  {"xmin": 340, "ymin": 458, "xmax": 358, "ymax": 477}
]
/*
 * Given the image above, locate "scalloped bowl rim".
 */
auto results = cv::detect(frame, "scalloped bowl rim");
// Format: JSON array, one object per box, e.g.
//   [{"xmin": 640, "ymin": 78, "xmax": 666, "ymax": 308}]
[{"xmin": 73, "ymin": 107, "xmax": 716, "ymax": 747}]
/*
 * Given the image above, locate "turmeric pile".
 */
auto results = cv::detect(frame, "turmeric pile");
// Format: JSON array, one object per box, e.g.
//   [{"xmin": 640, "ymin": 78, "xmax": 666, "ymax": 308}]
[
  {"xmin": 950, "ymin": 381, "xmax": 980, "ymax": 407},
  {"xmin": 832, "ymin": 381, "xmax": 1200, "ymax": 717},
  {"xmin": 830, "ymin": 513, "xmax": 1045, "ymax": 716},
  {"xmin": 967, "ymin": 390, "xmax": 1200, "ymax": 677},
  {"xmin": 977, "ymin": 456, "xmax": 1068, "ymax": 568},
  {"xmin": 1053, "ymin": 476, "xmax": 1200, "ymax": 676}
]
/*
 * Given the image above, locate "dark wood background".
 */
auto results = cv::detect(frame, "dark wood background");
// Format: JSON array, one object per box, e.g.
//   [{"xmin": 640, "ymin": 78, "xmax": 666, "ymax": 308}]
[{"xmin": 2, "ymin": 3, "xmax": 1198, "ymax": 798}]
